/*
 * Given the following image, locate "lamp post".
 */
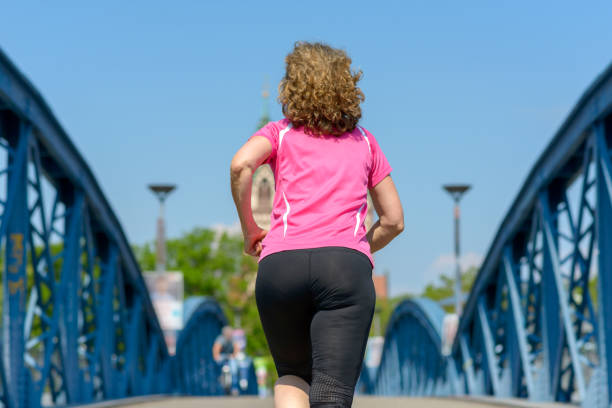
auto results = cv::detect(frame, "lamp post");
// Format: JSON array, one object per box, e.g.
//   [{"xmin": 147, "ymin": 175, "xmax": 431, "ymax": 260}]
[
  {"xmin": 443, "ymin": 184, "xmax": 471, "ymax": 316},
  {"xmin": 148, "ymin": 184, "xmax": 176, "ymax": 272}
]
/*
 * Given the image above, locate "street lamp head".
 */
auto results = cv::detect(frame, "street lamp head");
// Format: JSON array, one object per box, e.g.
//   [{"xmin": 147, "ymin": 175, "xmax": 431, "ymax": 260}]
[
  {"xmin": 148, "ymin": 184, "xmax": 177, "ymax": 203},
  {"xmin": 443, "ymin": 184, "xmax": 471, "ymax": 202}
]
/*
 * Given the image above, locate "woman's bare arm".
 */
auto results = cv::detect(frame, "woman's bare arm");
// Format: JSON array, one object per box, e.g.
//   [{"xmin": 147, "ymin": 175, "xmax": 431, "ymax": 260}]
[
  {"xmin": 230, "ymin": 136, "xmax": 272, "ymax": 256},
  {"xmin": 367, "ymin": 175, "xmax": 404, "ymax": 253}
]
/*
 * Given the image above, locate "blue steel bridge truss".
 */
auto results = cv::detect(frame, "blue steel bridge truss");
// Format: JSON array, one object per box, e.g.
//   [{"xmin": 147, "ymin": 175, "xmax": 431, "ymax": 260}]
[
  {"xmin": 0, "ymin": 47, "xmax": 256, "ymax": 407},
  {"xmin": 0, "ymin": 48, "xmax": 175, "ymax": 406},
  {"xmin": 364, "ymin": 61, "xmax": 612, "ymax": 408}
]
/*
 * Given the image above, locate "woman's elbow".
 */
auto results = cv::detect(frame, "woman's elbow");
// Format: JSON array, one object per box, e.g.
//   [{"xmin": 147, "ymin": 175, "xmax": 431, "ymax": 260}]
[
  {"xmin": 391, "ymin": 219, "xmax": 404, "ymax": 236},
  {"xmin": 230, "ymin": 156, "xmax": 249, "ymax": 177},
  {"xmin": 394, "ymin": 220, "xmax": 405, "ymax": 235},
  {"xmin": 381, "ymin": 215, "xmax": 404, "ymax": 236}
]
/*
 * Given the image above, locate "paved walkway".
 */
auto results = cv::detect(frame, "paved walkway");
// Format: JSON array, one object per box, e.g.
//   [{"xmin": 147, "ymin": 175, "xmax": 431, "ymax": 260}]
[{"xmin": 82, "ymin": 396, "xmax": 570, "ymax": 408}]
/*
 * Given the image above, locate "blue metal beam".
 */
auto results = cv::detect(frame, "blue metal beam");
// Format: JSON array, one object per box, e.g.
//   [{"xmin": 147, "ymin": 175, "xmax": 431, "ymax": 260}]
[
  {"xmin": 58, "ymin": 189, "xmax": 85, "ymax": 403},
  {"xmin": 459, "ymin": 334, "xmax": 477, "ymax": 395},
  {"xmin": 539, "ymin": 191, "xmax": 586, "ymax": 399},
  {"xmin": 143, "ymin": 335, "xmax": 160, "ymax": 395},
  {"xmin": 125, "ymin": 296, "xmax": 144, "ymax": 396},
  {"xmin": 2, "ymin": 121, "xmax": 30, "ymax": 408},
  {"xmin": 98, "ymin": 244, "xmax": 119, "ymax": 399},
  {"xmin": 477, "ymin": 297, "xmax": 500, "ymax": 396},
  {"xmin": 25, "ymin": 140, "xmax": 64, "ymax": 406},
  {"xmin": 595, "ymin": 121, "xmax": 612, "ymax": 403},
  {"xmin": 502, "ymin": 249, "xmax": 535, "ymax": 398}
]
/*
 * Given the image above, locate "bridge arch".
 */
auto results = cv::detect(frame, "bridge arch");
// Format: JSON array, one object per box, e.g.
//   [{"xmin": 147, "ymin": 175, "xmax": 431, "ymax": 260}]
[
  {"xmin": 173, "ymin": 297, "xmax": 228, "ymax": 395},
  {"xmin": 363, "ymin": 298, "xmax": 458, "ymax": 396}
]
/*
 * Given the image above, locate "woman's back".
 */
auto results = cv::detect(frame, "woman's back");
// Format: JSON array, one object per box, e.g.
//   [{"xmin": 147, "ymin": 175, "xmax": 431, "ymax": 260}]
[
  {"xmin": 254, "ymin": 119, "xmax": 391, "ymax": 266},
  {"xmin": 230, "ymin": 41, "xmax": 403, "ymax": 408}
]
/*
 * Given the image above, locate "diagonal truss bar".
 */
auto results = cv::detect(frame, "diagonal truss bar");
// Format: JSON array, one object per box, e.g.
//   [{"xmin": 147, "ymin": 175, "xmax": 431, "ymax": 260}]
[
  {"xmin": 459, "ymin": 334, "xmax": 477, "ymax": 395},
  {"xmin": 502, "ymin": 249, "xmax": 536, "ymax": 397},
  {"xmin": 477, "ymin": 297, "xmax": 501, "ymax": 396},
  {"xmin": 125, "ymin": 296, "xmax": 143, "ymax": 395},
  {"xmin": 58, "ymin": 189, "xmax": 85, "ymax": 404},
  {"xmin": 27, "ymin": 138, "xmax": 64, "ymax": 406},
  {"xmin": 114, "ymin": 262, "xmax": 130, "ymax": 398},
  {"xmin": 143, "ymin": 335, "xmax": 160, "ymax": 395},
  {"xmin": 97, "ymin": 244, "xmax": 119, "ymax": 399},
  {"xmin": 538, "ymin": 191, "xmax": 586, "ymax": 399},
  {"xmin": 2, "ymin": 121, "xmax": 30, "ymax": 408},
  {"xmin": 80, "ymin": 207, "xmax": 103, "ymax": 401},
  {"xmin": 595, "ymin": 121, "xmax": 612, "ymax": 404}
]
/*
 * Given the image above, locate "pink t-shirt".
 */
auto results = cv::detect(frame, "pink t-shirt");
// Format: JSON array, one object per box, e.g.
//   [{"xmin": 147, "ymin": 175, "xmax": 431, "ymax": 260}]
[{"xmin": 251, "ymin": 118, "xmax": 392, "ymax": 267}]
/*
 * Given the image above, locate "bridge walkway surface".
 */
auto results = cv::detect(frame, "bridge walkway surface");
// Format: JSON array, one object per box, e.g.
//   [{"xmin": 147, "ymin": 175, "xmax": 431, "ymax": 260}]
[{"xmin": 78, "ymin": 396, "xmax": 570, "ymax": 408}]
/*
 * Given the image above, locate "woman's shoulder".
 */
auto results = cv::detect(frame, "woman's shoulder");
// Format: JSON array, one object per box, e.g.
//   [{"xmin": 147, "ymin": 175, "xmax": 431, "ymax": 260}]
[
  {"xmin": 262, "ymin": 118, "xmax": 291, "ymax": 133},
  {"xmin": 355, "ymin": 124, "xmax": 373, "ymax": 137},
  {"xmin": 254, "ymin": 119, "xmax": 293, "ymax": 146},
  {"xmin": 354, "ymin": 124, "xmax": 385, "ymax": 146}
]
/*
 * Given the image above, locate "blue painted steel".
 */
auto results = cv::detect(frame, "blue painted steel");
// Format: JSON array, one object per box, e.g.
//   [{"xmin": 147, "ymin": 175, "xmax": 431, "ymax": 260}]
[
  {"xmin": 476, "ymin": 297, "xmax": 500, "ymax": 396},
  {"xmin": 3, "ymin": 121, "xmax": 30, "ymax": 408},
  {"xmin": 359, "ymin": 298, "xmax": 451, "ymax": 396},
  {"xmin": 595, "ymin": 121, "xmax": 612, "ymax": 405},
  {"xmin": 502, "ymin": 249, "xmax": 535, "ymax": 397},
  {"xmin": 364, "ymin": 61, "xmax": 612, "ymax": 408},
  {"xmin": 0, "ymin": 47, "xmax": 171, "ymax": 407}
]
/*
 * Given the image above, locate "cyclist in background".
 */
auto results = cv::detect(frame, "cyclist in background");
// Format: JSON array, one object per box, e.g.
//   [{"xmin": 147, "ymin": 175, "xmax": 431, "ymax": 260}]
[
  {"xmin": 213, "ymin": 326, "xmax": 238, "ymax": 360},
  {"xmin": 213, "ymin": 326, "xmax": 240, "ymax": 394}
]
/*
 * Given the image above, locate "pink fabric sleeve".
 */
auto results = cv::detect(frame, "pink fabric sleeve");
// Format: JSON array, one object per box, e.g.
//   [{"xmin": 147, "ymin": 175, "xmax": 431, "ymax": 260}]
[
  {"xmin": 366, "ymin": 129, "xmax": 393, "ymax": 188},
  {"xmin": 250, "ymin": 121, "xmax": 279, "ymax": 164}
]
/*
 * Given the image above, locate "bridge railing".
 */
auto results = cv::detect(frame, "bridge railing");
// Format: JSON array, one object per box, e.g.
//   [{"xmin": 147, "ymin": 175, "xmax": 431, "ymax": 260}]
[
  {"xmin": 0, "ymin": 48, "xmax": 171, "ymax": 408},
  {"xmin": 366, "ymin": 62, "xmax": 612, "ymax": 408}
]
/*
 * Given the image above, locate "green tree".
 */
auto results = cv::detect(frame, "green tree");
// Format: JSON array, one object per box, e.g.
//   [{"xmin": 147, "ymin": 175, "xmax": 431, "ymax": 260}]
[{"xmin": 421, "ymin": 266, "xmax": 478, "ymax": 313}]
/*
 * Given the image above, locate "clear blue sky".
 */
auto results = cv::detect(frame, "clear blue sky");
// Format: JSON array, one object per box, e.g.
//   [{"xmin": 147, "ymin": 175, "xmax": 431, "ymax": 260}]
[{"xmin": 2, "ymin": 1, "xmax": 611, "ymax": 295}]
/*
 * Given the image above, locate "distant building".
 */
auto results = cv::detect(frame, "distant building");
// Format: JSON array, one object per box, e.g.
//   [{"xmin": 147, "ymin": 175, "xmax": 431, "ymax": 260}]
[
  {"xmin": 372, "ymin": 273, "xmax": 388, "ymax": 300},
  {"xmin": 252, "ymin": 84, "xmax": 275, "ymax": 231},
  {"xmin": 252, "ymin": 165, "xmax": 274, "ymax": 230}
]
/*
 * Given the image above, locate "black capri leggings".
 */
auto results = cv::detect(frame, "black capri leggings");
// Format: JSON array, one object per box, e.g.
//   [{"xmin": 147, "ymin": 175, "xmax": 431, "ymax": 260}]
[{"xmin": 255, "ymin": 247, "xmax": 376, "ymax": 407}]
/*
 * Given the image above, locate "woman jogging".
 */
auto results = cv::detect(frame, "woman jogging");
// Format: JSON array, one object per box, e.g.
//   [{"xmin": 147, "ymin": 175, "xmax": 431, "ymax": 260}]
[{"xmin": 230, "ymin": 42, "xmax": 404, "ymax": 408}]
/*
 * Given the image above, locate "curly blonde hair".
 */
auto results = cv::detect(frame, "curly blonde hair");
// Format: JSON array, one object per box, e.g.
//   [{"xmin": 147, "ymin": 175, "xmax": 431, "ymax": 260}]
[{"xmin": 279, "ymin": 42, "xmax": 364, "ymax": 136}]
